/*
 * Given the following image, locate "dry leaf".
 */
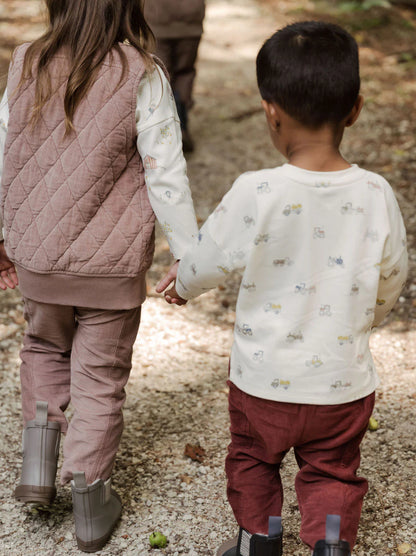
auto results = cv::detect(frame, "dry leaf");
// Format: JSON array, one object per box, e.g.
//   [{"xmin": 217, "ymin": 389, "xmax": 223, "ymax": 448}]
[{"xmin": 184, "ymin": 443, "xmax": 206, "ymax": 463}]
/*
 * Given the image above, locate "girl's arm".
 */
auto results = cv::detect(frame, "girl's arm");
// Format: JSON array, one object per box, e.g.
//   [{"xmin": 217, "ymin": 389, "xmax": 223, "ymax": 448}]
[
  {"xmin": 135, "ymin": 64, "xmax": 198, "ymax": 260},
  {"xmin": 0, "ymin": 89, "xmax": 9, "ymax": 242}
]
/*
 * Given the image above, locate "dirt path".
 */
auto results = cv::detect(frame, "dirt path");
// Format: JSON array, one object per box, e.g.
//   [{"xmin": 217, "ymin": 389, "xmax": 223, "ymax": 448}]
[{"xmin": 0, "ymin": 0, "xmax": 415, "ymax": 555}]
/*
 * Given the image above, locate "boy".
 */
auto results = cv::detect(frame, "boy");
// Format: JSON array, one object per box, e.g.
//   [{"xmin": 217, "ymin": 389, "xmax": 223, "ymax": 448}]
[{"xmin": 157, "ymin": 21, "xmax": 408, "ymax": 556}]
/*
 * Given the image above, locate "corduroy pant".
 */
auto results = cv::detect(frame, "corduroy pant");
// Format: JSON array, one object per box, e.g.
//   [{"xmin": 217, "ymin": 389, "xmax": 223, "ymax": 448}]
[
  {"xmin": 19, "ymin": 297, "xmax": 141, "ymax": 485},
  {"xmin": 226, "ymin": 381, "xmax": 375, "ymax": 549}
]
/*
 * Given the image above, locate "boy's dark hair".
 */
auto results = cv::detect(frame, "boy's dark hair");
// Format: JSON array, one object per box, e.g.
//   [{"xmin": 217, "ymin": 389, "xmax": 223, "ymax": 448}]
[{"xmin": 256, "ymin": 21, "xmax": 360, "ymax": 128}]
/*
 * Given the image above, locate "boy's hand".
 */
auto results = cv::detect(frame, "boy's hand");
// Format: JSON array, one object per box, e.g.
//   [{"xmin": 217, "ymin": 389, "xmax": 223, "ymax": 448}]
[
  {"xmin": 0, "ymin": 241, "xmax": 18, "ymax": 290},
  {"xmin": 163, "ymin": 284, "xmax": 187, "ymax": 306}
]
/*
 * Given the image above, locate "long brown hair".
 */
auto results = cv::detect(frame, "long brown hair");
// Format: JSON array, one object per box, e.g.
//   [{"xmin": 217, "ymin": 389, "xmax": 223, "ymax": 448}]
[{"xmin": 18, "ymin": 0, "xmax": 155, "ymax": 134}]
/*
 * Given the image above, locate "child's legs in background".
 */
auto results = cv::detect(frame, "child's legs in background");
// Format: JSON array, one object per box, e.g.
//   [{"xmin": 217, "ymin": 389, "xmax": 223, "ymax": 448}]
[
  {"xmin": 294, "ymin": 392, "xmax": 375, "ymax": 549},
  {"xmin": 155, "ymin": 37, "xmax": 201, "ymax": 109},
  {"xmin": 20, "ymin": 298, "xmax": 75, "ymax": 428},
  {"xmin": 60, "ymin": 306, "xmax": 141, "ymax": 485},
  {"xmin": 226, "ymin": 381, "xmax": 294, "ymax": 535}
]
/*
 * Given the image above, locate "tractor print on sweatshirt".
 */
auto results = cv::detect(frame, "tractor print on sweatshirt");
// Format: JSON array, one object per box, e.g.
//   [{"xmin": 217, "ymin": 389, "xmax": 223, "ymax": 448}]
[
  {"xmin": 242, "ymin": 281, "xmax": 256, "ymax": 292},
  {"xmin": 338, "ymin": 334, "xmax": 354, "ymax": 345},
  {"xmin": 252, "ymin": 350, "xmax": 264, "ymax": 363},
  {"xmin": 264, "ymin": 302, "xmax": 282, "ymax": 314},
  {"xmin": 305, "ymin": 355, "xmax": 324, "ymax": 368},
  {"xmin": 254, "ymin": 233, "xmax": 270, "ymax": 245},
  {"xmin": 328, "ymin": 255, "xmax": 345, "ymax": 268},
  {"xmin": 340, "ymin": 202, "xmax": 364, "ymax": 215},
  {"xmin": 350, "ymin": 283, "xmax": 359, "ymax": 296},
  {"xmin": 295, "ymin": 282, "xmax": 316, "ymax": 295},
  {"xmin": 271, "ymin": 378, "xmax": 291, "ymax": 390},
  {"xmin": 257, "ymin": 181, "xmax": 271, "ymax": 194},
  {"xmin": 236, "ymin": 323, "xmax": 253, "ymax": 336},
  {"xmin": 330, "ymin": 380, "xmax": 352, "ymax": 391},
  {"xmin": 286, "ymin": 330, "xmax": 304, "ymax": 343},
  {"xmin": 273, "ymin": 257, "xmax": 294, "ymax": 267},
  {"xmin": 313, "ymin": 227, "xmax": 325, "ymax": 239},
  {"xmin": 283, "ymin": 203, "xmax": 303, "ymax": 216},
  {"xmin": 319, "ymin": 304, "xmax": 332, "ymax": 316},
  {"xmin": 243, "ymin": 215, "xmax": 255, "ymax": 228}
]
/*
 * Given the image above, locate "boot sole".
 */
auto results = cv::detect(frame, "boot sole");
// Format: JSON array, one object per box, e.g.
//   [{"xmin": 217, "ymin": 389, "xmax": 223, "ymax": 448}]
[
  {"xmin": 76, "ymin": 525, "xmax": 118, "ymax": 553},
  {"xmin": 14, "ymin": 484, "xmax": 56, "ymax": 505},
  {"xmin": 217, "ymin": 535, "xmax": 238, "ymax": 556}
]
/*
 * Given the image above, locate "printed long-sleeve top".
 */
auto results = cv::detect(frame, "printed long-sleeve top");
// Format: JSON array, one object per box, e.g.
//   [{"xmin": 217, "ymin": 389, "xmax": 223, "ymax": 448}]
[
  {"xmin": 176, "ymin": 164, "xmax": 408, "ymax": 404},
  {"xmin": 0, "ymin": 64, "xmax": 198, "ymax": 254}
]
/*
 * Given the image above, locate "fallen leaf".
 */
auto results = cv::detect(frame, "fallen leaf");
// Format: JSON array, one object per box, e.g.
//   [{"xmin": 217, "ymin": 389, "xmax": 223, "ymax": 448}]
[
  {"xmin": 184, "ymin": 443, "xmax": 206, "ymax": 463},
  {"xmin": 397, "ymin": 543, "xmax": 412, "ymax": 555}
]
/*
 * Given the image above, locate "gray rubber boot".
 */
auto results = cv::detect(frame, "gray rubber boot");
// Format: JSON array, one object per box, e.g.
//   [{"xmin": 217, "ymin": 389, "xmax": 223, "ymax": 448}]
[
  {"xmin": 217, "ymin": 516, "xmax": 283, "ymax": 556},
  {"xmin": 312, "ymin": 515, "xmax": 351, "ymax": 556},
  {"xmin": 71, "ymin": 471, "xmax": 122, "ymax": 553},
  {"xmin": 14, "ymin": 401, "xmax": 60, "ymax": 505}
]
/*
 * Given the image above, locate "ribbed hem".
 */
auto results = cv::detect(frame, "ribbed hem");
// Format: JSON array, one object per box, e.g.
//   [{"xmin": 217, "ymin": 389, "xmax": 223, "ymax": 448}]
[{"xmin": 16, "ymin": 265, "xmax": 147, "ymax": 309}]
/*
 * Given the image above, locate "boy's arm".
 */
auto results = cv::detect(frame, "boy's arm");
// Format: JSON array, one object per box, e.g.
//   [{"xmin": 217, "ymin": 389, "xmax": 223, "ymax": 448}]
[
  {"xmin": 373, "ymin": 188, "xmax": 408, "ymax": 327},
  {"xmin": 136, "ymin": 65, "xmax": 198, "ymax": 260},
  {"xmin": 174, "ymin": 174, "xmax": 257, "ymax": 300},
  {"xmin": 373, "ymin": 249, "xmax": 407, "ymax": 326}
]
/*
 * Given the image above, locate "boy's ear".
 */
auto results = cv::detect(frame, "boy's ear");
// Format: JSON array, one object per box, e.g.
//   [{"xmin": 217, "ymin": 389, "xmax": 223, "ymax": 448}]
[
  {"xmin": 345, "ymin": 94, "xmax": 364, "ymax": 127},
  {"xmin": 261, "ymin": 99, "xmax": 280, "ymax": 131}
]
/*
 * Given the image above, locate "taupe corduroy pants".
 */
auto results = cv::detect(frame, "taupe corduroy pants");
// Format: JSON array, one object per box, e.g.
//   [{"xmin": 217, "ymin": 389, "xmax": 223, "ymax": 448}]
[{"xmin": 19, "ymin": 298, "xmax": 141, "ymax": 485}]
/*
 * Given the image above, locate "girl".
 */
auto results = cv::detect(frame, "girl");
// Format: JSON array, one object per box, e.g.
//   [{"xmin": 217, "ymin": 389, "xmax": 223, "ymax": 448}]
[{"xmin": 0, "ymin": 0, "xmax": 197, "ymax": 552}]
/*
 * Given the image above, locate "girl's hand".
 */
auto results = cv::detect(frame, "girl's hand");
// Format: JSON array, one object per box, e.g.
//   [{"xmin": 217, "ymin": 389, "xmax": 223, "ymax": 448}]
[
  {"xmin": 156, "ymin": 261, "xmax": 179, "ymax": 294},
  {"xmin": 0, "ymin": 242, "xmax": 18, "ymax": 290}
]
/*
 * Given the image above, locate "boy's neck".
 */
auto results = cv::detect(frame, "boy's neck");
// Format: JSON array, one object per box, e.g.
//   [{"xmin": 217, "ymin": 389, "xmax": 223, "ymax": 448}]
[
  {"xmin": 286, "ymin": 143, "xmax": 351, "ymax": 172},
  {"xmin": 284, "ymin": 122, "xmax": 351, "ymax": 172}
]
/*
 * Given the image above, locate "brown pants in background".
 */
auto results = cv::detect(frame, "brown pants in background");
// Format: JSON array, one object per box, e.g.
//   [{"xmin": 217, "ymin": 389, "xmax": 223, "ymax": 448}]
[
  {"xmin": 19, "ymin": 298, "xmax": 141, "ymax": 485},
  {"xmin": 154, "ymin": 37, "xmax": 201, "ymax": 108},
  {"xmin": 226, "ymin": 381, "xmax": 375, "ymax": 549}
]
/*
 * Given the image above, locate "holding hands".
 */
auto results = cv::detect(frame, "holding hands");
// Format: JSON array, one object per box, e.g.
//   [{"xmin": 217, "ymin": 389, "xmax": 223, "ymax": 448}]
[{"xmin": 156, "ymin": 261, "xmax": 187, "ymax": 306}]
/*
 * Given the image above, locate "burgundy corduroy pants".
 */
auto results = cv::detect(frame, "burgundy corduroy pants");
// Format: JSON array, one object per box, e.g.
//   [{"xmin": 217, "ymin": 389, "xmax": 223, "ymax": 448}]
[{"xmin": 226, "ymin": 381, "xmax": 375, "ymax": 549}]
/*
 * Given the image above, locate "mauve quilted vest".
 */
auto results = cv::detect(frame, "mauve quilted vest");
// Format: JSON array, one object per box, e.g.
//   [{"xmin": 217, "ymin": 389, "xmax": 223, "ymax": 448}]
[{"xmin": 1, "ymin": 43, "xmax": 155, "ymax": 277}]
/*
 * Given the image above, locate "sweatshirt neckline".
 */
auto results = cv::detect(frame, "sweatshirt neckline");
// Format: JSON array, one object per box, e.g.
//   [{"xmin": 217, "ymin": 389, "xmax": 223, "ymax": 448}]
[{"xmin": 280, "ymin": 163, "xmax": 364, "ymax": 186}]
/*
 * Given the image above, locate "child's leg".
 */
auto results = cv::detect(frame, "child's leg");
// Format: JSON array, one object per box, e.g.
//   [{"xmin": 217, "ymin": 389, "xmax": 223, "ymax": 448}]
[
  {"xmin": 60, "ymin": 306, "xmax": 141, "ymax": 485},
  {"xmin": 20, "ymin": 298, "xmax": 75, "ymax": 429},
  {"xmin": 170, "ymin": 37, "xmax": 201, "ymax": 109},
  {"xmin": 294, "ymin": 393, "xmax": 375, "ymax": 549},
  {"xmin": 226, "ymin": 381, "xmax": 296, "ymax": 535}
]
